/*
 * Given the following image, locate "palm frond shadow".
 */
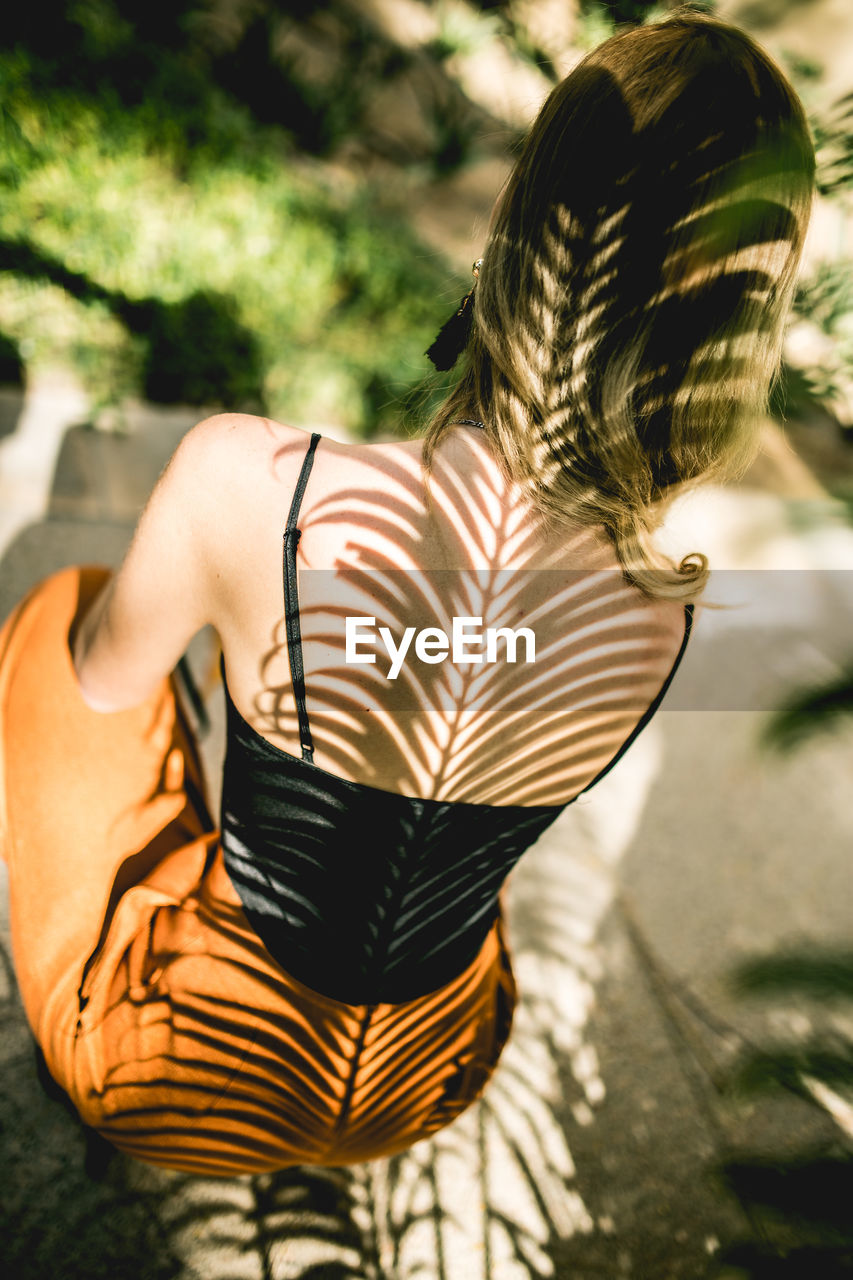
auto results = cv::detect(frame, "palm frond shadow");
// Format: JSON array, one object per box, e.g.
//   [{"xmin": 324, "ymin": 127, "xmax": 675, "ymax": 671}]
[
  {"xmin": 122, "ymin": 1162, "xmax": 380, "ymax": 1280},
  {"xmin": 126, "ymin": 751, "xmax": 661, "ymax": 1280},
  {"xmin": 3, "ymin": 893, "xmax": 376, "ymax": 1279},
  {"xmin": 352, "ymin": 747, "xmax": 665, "ymax": 1279},
  {"xmin": 712, "ymin": 947, "xmax": 853, "ymax": 1279},
  {"xmin": 249, "ymin": 440, "xmax": 683, "ymax": 807}
]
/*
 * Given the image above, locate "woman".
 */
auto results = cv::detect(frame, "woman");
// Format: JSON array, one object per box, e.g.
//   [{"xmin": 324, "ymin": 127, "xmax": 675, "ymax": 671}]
[{"xmin": 0, "ymin": 9, "xmax": 815, "ymax": 1175}]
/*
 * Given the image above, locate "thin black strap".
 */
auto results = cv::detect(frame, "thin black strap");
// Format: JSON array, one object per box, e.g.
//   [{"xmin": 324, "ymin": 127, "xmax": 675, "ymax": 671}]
[
  {"xmin": 283, "ymin": 433, "xmax": 321, "ymax": 762},
  {"xmin": 576, "ymin": 601, "xmax": 694, "ymax": 798}
]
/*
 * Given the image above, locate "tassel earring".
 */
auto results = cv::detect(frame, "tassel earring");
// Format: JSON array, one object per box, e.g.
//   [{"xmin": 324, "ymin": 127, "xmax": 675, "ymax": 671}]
[{"xmin": 426, "ymin": 259, "xmax": 482, "ymax": 371}]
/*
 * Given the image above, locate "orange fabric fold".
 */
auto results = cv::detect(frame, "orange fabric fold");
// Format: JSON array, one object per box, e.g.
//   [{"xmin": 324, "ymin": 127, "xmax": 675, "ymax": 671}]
[{"xmin": 0, "ymin": 567, "xmax": 516, "ymax": 1175}]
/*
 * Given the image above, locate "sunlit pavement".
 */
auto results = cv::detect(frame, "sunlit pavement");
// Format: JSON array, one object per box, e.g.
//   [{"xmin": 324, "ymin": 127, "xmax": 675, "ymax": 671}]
[{"xmin": 2, "ymin": 373, "xmax": 853, "ymax": 1279}]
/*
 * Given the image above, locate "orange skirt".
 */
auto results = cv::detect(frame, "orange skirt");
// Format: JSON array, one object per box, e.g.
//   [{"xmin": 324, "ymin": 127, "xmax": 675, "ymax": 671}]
[{"xmin": 0, "ymin": 566, "xmax": 517, "ymax": 1176}]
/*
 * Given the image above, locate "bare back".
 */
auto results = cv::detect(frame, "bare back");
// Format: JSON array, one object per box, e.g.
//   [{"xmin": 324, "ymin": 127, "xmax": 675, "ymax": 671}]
[{"xmin": 207, "ymin": 417, "xmax": 688, "ymax": 806}]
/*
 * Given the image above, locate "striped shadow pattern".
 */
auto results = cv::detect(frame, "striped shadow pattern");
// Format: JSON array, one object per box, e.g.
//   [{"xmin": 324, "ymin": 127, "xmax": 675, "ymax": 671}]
[
  {"xmin": 69, "ymin": 843, "xmax": 516, "ymax": 1177},
  {"xmin": 222, "ymin": 682, "xmax": 563, "ymax": 1006}
]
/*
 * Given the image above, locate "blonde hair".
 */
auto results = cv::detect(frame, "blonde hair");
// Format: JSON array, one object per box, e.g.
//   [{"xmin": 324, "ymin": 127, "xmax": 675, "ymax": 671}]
[{"xmin": 422, "ymin": 7, "xmax": 816, "ymax": 599}]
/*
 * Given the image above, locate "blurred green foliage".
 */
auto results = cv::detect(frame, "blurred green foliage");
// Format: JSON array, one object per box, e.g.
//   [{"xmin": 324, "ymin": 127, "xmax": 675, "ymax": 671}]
[
  {"xmin": 0, "ymin": 0, "xmax": 455, "ymax": 433},
  {"xmin": 428, "ymin": 1, "xmax": 504, "ymax": 60},
  {"xmin": 713, "ymin": 947, "xmax": 853, "ymax": 1279},
  {"xmin": 760, "ymin": 662, "xmax": 853, "ymax": 753},
  {"xmin": 575, "ymin": 0, "xmax": 718, "ymax": 43},
  {"xmin": 812, "ymin": 92, "xmax": 853, "ymax": 197},
  {"xmin": 0, "ymin": 0, "xmax": 849, "ymax": 442}
]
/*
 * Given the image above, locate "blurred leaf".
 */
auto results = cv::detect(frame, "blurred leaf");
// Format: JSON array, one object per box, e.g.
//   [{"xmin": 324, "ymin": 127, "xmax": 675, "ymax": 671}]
[
  {"xmin": 716, "ymin": 1241, "xmax": 853, "ymax": 1279},
  {"xmin": 792, "ymin": 260, "xmax": 853, "ymax": 334},
  {"xmin": 813, "ymin": 92, "xmax": 853, "ymax": 197},
  {"xmin": 428, "ymin": 0, "xmax": 505, "ymax": 61},
  {"xmin": 575, "ymin": 3, "xmax": 616, "ymax": 50},
  {"xmin": 760, "ymin": 670, "xmax": 853, "ymax": 753},
  {"xmin": 719, "ymin": 937, "xmax": 853, "ymax": 1274},
  {"xmin": 729, "ymin": 1045, "xmax": 853, "ymax": 1098},
  {"xmin": 781, "ymin": 49, "xmax": 825, "ymax": 83},
  {"xmin": 719, "ymin": 1152, "xmax": 853, "ymax": 1238},
  {"xmin": 732, "ymin": 950, "xmax": 853, "ymax": 1001}
]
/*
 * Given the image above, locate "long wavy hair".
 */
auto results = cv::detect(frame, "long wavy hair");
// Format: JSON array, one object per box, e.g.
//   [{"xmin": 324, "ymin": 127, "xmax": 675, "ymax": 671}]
[{"xmin": 422, "ymin": 7, "xmax": 816, "ymax": 599}]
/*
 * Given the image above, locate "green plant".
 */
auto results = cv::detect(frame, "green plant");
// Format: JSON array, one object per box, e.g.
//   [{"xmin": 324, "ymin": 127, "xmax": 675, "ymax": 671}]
[
  {"xmin": 712, "ymin": 948, "xmax": 853, "ymax": 1279},
  {"xmin": 0, "ymin": 35, "xmax": 455, "ymax": 431},
  {"xmin": 427, "ymin": 1, "xmax": 505, "ymax": 62}
]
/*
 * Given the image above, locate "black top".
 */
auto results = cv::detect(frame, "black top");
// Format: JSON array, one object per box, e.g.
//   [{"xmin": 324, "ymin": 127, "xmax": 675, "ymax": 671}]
[{"xmin": 220, "ymin": 433, "xmax": 693, "ymax": 1005}]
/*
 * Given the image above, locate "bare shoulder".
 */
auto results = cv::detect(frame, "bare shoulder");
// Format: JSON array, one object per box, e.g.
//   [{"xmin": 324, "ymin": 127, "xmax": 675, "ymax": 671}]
[
  {"xmin": 174, "ymin": 413, "xmax": 324, "ymax": 484},
  {"xmin": 177, "ymin": 413, "xmax": 417, "ymax": 507},
  {"xmin": 169, "ymin": 414, "xmax": 373, "ymax": 602},
  {"xmin": 164, "ymin": 413, "xmax": 350, "ymax": 529}
]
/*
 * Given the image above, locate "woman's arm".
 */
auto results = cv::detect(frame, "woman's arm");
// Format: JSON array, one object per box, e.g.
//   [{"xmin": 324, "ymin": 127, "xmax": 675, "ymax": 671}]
[{"xmin": 73, "ymin": 415, "xmax": 226, "ymax": 712}]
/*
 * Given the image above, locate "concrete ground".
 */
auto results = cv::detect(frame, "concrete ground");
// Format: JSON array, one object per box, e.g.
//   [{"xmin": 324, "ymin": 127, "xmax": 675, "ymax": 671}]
[{"xmin": 2, "ymin": 372, "xmax": 853, "ymax": 1280}]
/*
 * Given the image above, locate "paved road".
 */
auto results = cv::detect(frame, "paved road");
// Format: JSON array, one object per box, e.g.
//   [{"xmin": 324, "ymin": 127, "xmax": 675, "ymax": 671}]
[{"xmin": 2, "ymin": 374, "xmax": 853, "ymax": 1279}]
